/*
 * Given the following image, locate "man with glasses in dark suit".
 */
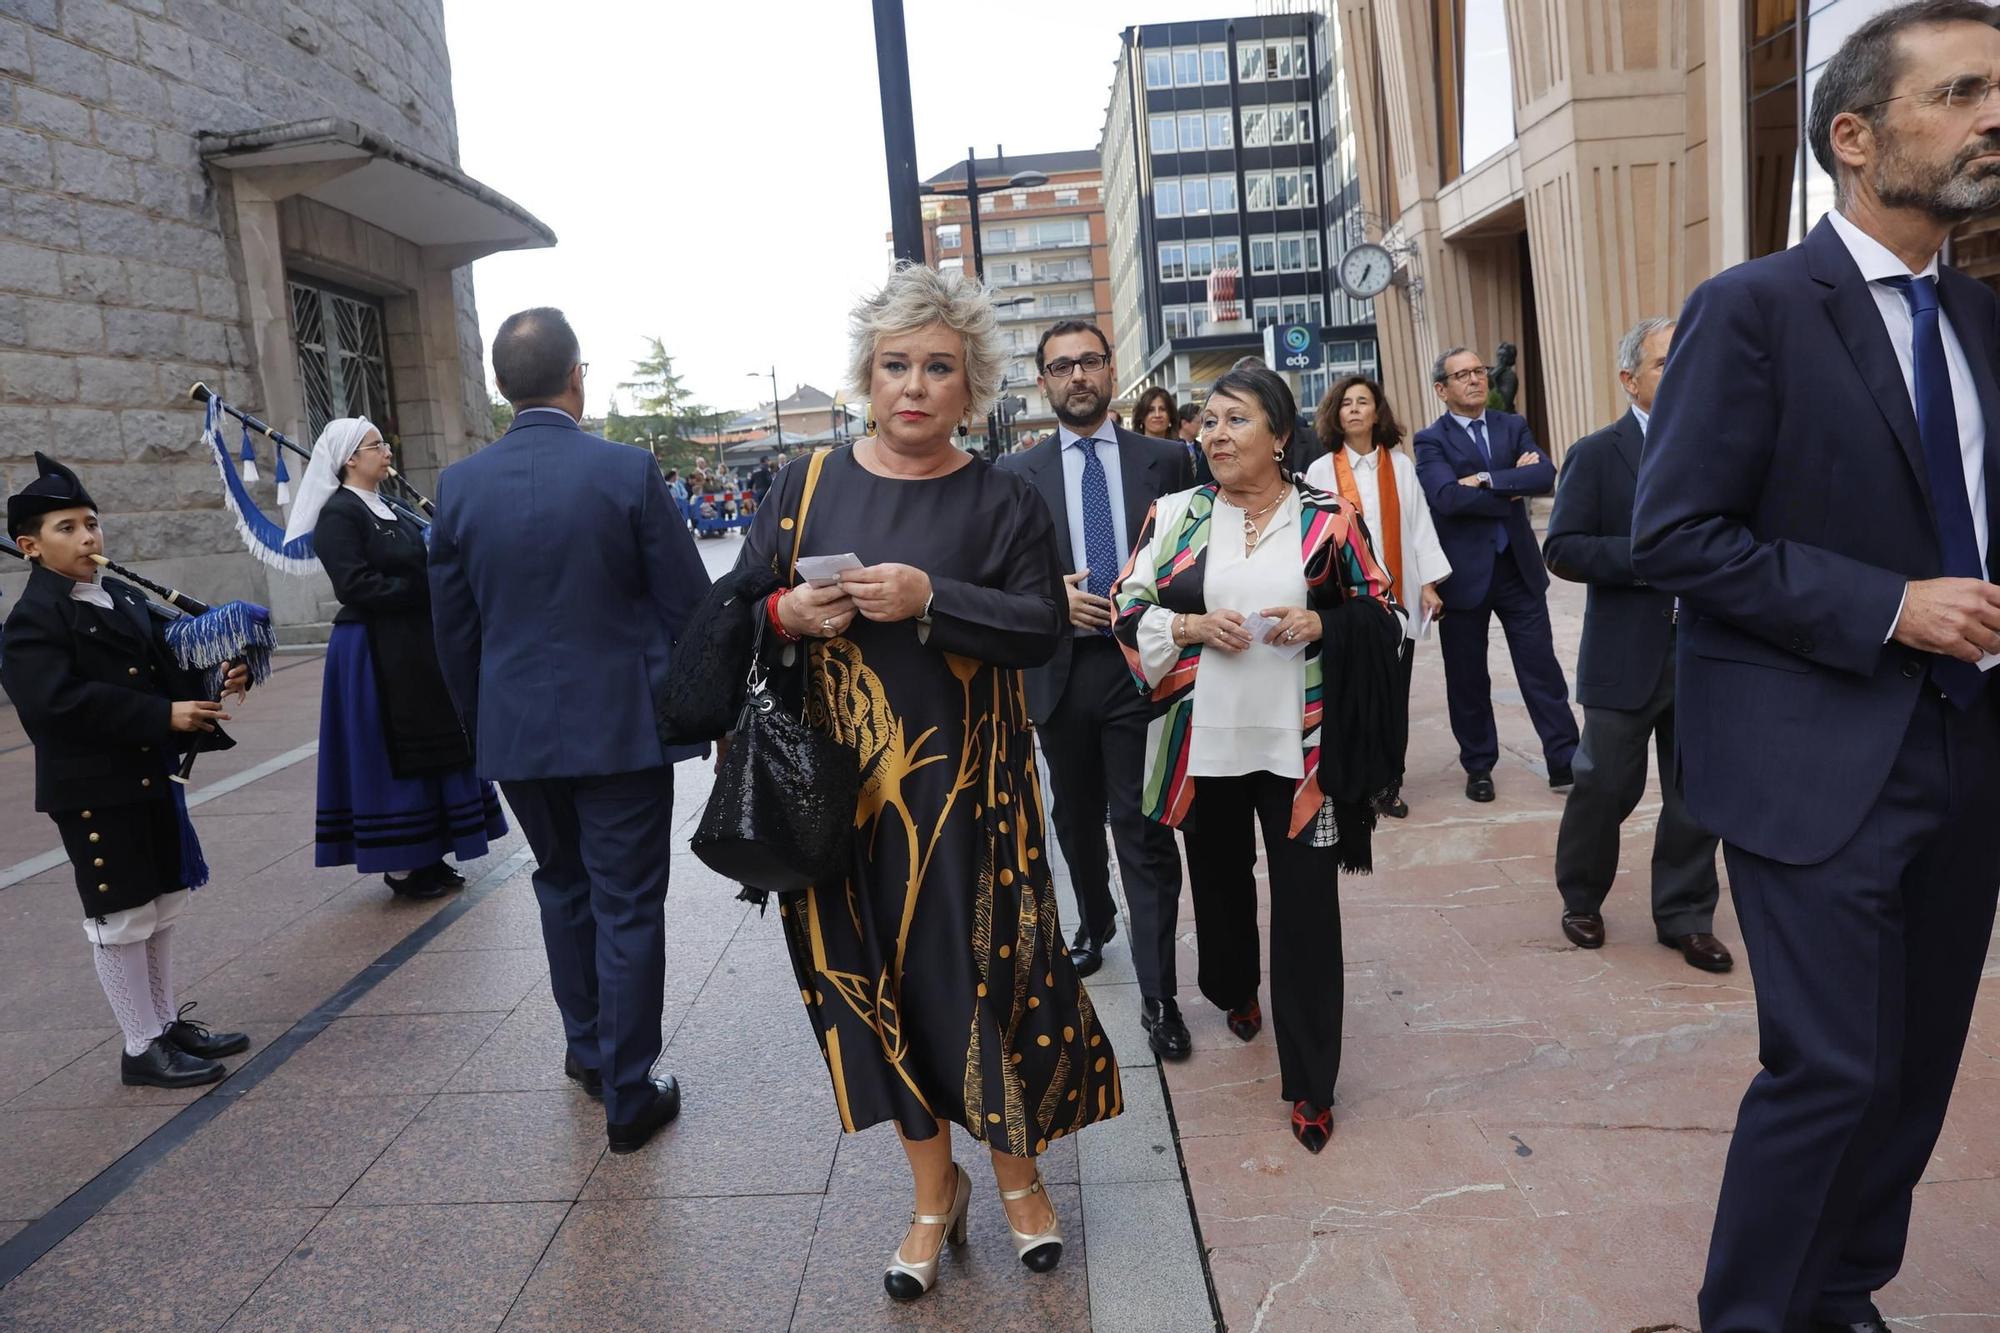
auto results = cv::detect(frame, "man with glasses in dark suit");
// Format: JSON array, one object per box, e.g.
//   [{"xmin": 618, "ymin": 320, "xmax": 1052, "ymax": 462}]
[
  {"xmin": 1414, "ymin": 347, "xmax": 1579, "ymax": 803},
  {"xmin": 1000, "ymin": 321, "xmax": 1194, "ymax": 1059}
]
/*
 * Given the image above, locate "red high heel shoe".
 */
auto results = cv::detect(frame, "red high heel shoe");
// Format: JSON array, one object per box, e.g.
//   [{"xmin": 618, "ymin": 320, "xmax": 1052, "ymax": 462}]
[
  {"xmin": 1291, "ymin": 1100, "xmax": 1333, "ymax": 1154},
  {"xmin": 1226, "ymin": 996, "xmax": 1262, "ymax": 1042}
]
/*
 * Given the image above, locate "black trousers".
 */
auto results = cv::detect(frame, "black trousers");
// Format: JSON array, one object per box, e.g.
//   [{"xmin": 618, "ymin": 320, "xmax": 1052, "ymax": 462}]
[
  {"xmin": 1038, "ymin": 636, "xmax": 1184, "ymax": 1000},
  {"xmin": 1387, "ymin": 636, "xmax": 1415, "ymax": 794},
  {"xmin": 502, "ymin": 766, "xmax": 677, "ymax": 1126},
  {"xmin": 1553, "ymin": 657, "xmax": 1719, "ymax": 935},
  {"xmin": 1184, "ymin": 771, "xmax": 1345, "ymax": 1108},
  {"xmin": 1437, "ymin": 556, "xmax": 1579, "ymax": 775},
  {"xmin": 1699, "ymin": 690, "xmax": 2000, "ymax": 1331}
]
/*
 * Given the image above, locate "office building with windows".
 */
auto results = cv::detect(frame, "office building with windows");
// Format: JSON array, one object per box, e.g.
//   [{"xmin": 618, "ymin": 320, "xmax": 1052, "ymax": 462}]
[
  {"xmin": 0, "ymin": 2, "xmax": 549, "ymax": 636},
  {"xmin": 912, "ymin": 151, "xmax": 1112, "ymax": 445},
  {"xmin": 1100, "ymin": 13, "xmax": 1375, "ymax": 420},
  {"xmin": 1330, "ymin": 0, "xmax": 2000, "ymax": 460}
]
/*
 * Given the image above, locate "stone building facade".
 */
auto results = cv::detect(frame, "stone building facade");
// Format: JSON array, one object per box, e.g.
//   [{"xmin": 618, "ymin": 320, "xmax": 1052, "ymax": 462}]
[{"xmin": 0, "ymin": 0, "xmax": 550, "ymax": 631}]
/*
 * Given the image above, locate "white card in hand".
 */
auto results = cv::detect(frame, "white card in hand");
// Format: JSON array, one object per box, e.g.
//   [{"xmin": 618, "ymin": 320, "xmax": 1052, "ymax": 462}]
[
  {"xmin": 1982, "ymin": 650, "xmax": 2000, "ymax": 673},
  {"xmin": 795, "ymin": 552, "xmax": 864, "ymax": 586},
  {"xmin": 1240, "ymin": 612, "xmax": 1308, "ymax": 659}
]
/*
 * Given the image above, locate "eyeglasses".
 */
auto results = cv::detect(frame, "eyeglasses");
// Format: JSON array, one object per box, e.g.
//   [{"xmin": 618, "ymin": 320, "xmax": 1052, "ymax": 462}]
[
  {"xmin": 1042, "ymin": 353, "xmax": 1109, "ymax": 379},
  {"xmin": 1441, "ymin": 365, "xmax": 1492, "ymax": 386},
  {"xmin": 1859, "ymin": 74, "xmax": 2000, "ymax": 113},
  {"xmin": 577, "ymin": 362, "xmax": 590, "ymax": 379},
  {"xmin": 354, "ymin": 441, "xmax": 391, "ymax": 454}
]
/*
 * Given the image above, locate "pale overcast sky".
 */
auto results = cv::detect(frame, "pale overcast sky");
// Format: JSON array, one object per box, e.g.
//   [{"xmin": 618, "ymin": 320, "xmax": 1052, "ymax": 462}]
[{"xmin": 444, "ymin": 0, "xmax": 1254, "ymax": 419}]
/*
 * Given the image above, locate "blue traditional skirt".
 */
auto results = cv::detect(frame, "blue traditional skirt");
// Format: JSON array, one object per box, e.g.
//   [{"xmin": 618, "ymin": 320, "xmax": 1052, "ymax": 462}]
[{"xmin": 315, "ymin": 623, "xmax": 506, "ymax": 873}]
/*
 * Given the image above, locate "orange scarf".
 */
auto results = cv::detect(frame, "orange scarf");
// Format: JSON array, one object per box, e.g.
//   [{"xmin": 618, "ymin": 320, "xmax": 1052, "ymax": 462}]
[{"xmin": 1331, "ymin": 445, "xmax": 1404, "ymax": 600}]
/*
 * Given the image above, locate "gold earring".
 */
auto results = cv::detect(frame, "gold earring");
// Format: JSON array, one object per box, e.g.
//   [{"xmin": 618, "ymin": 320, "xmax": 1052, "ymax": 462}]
[{"xmin": 865, "ymin": 417, "xmax": 876, "ymax": 434}]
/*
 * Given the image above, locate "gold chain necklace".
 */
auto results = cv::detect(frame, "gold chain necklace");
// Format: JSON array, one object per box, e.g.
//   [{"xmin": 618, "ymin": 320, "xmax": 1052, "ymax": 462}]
[{"xmin": 1226, "ymin": 484, "xmax": 1289, "ymax": 547}]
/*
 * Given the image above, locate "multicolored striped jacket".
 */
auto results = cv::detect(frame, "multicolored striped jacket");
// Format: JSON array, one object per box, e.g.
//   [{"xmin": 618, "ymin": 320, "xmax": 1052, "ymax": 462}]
[{"xmin": 1111, "ymin": 481, "xmax": 1395, "ymax": 839}]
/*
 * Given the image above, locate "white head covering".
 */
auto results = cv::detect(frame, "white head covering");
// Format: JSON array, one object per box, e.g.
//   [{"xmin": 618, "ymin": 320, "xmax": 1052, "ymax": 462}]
[{"xmin": 284, "ymin": 417, "xmax": 377, "ymax": 545}]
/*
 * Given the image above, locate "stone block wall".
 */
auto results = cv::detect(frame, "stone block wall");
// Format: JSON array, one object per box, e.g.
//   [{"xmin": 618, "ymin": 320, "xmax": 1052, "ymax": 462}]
[{"xmin": 0, "ymin": 0, "xmax": 486, "ymax": 613}]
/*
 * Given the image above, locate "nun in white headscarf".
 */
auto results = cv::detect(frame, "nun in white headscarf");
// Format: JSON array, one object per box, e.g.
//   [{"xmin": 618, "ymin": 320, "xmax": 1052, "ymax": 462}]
[{"xmin": 299, "ymin": 418, "xmax": 505, "ymax": 901}]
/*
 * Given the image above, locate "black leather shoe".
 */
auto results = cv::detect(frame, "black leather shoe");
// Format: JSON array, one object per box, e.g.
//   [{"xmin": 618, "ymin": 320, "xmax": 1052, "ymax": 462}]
[
  {"xmin": 1809, "ymin": 1318, "xmax": 1891, "ymax": 1333},
  {"xmin": 1660, "ymin": 931, "xmax": 1735, "ymax": 973},
  {"xmin": 386, "ymin": 868, "xmax": 450, "ymax": 900},
  {"xmin": 563, "ymin": 1051, "xmax": 603, "ymax": 1100},
  {"xmin": 606, "ymin": 1075, "xmax": 681, "ymax": 1153},
  {"xmin": 1548, "ymin": 764, "xmax": 1574, "ymax": 791},
  {"xmin": 1561, "ymin": 912, "xmax": 1605, "ymax": 949},
  {"xmin": 430, "ymin": 861, "xmax": 467, "ymax": 889},
  {"xmin": 1466, "ymin": 772, "xmax": 1496, "ymax": 803},
  {"xmin": 121, "ymin": 1035, "xmax": 224, "ymax": 1088},
  {"xmin": 162, "ymin": 1002, "xmax": 248, "ymax": 1059},
  {"xmin": 1225, "ymin": 995, "xmax": 1262, "ymax": 1042},
  {"xmin": 1068, "ymin": 921, "xmax": 1115, "ymax": 979},
  {"xmin": 1375, "ymin": 789, "xmax": 1410, "ymax": 819},
  {"xmin": 1140, "ymin": 998, "xmax": 1192, "ymax": 1061}
]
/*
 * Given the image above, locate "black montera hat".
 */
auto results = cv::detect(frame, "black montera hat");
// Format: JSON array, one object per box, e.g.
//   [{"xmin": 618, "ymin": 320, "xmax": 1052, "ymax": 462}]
[{"xmin": 7, "ymin": 452, "xmax": 97, "ymax": 538}]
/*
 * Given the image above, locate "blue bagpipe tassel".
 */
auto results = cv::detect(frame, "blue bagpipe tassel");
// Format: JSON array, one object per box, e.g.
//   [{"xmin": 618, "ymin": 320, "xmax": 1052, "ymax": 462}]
[
  {"xmin": 161, "ymin": 600, "xmax": 277, "ymax": 696},
  {"xmin": 273, "ymin": 439, "xmax": 291, "ymax": 507},
  {"xmin": 238, "ymin": 420, "xmax": 259, "ymax": 484},
  {"xmin": 170, "ymin": 780, "xmax": 209, "ymax": 891}
]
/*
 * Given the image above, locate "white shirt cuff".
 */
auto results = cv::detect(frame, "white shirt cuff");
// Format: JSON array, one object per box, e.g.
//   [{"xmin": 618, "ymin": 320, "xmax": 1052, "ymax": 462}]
[
  {"xmin": 1135, "ymin": 606, "xmax": 1180, "ymax": 688},
  {"xmin": 1885, "ymin": 584, "xmax": 1909, "ymax": 644}
]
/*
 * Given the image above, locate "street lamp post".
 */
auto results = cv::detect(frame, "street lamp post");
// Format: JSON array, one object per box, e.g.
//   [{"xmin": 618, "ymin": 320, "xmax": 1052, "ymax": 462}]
[
  {"xmin": 921, "ymin": 153, "xmax": 1049, "ymax": 282},
  {"xmin": 748, "ymin": 368, "xmax": 783, "ymax": 462}
]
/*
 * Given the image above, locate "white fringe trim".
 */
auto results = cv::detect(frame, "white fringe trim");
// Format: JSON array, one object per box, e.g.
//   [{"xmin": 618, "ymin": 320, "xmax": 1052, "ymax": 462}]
[{"xmin": 211, "ymin": 441, "xmax": 320, "ymax": 577}]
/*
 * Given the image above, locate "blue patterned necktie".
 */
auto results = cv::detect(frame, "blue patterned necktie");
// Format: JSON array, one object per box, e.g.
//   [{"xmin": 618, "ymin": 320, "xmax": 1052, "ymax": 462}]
[
  {"xmin": 1883, "ymin": 273, "xmax": 1983, "ymax": 708},
  {"xmin": 1468, "ymin": 417, "xmax": 1508, "ymax": 554},
  {"xmin": 1076, "ymin": 437, "xmax": 1119, "ymax": 633}
]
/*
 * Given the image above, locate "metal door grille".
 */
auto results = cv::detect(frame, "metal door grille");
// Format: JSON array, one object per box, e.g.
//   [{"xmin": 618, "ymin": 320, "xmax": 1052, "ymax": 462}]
[{"xmin": 289, "ymin": 278, "xmax": 393, "ymax": 441}]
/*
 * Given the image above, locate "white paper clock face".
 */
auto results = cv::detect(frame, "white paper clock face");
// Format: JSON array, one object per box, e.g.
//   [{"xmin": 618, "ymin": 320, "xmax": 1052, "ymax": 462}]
[{"xmin": 1337, "ymin": 242, "xmax": 1395, "ymax": 300}]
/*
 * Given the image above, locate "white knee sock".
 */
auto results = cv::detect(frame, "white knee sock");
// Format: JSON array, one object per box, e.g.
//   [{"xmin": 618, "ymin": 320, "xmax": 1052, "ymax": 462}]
[
  {"xmin": 145, "ymin": 925, "xmax": 178, "ymax": 1031},
  {"xmin": 93, "ymin": 941, "xmax": 163, "ymax": 1057}
]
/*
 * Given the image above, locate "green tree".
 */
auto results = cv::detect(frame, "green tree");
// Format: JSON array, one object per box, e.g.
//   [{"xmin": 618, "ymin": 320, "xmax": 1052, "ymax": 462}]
[
  {"xmin": 488, "ymin": 394, "xmax": 514, "ymax": 437},
  {"xmin": 609, "ymin": 339, "xmax": 716, "ymax": 473},
  {"xmin": 620, "ymin": 338, "xmax": 693, "ymax": 417}
]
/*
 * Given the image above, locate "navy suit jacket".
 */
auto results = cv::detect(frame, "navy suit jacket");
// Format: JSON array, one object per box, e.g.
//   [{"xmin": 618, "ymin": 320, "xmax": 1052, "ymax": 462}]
[
  {"xmin": 1413, "ymin": 409, "xmax": 1556, "ymax": 610},
  {"xmin": 1633, "ymin": 216, "xmax": 2000, "ymax": 865},
  {"xmin": 428, "ymin": 410, "xmax": 713, "ymax": 781},
  {"xmin": 998, "ymin": 427, "xmax": 1191, "ymax": 725},
  {"xmin": 1545, "ymin": 410, "xmax": 1677, "ymax": 711}
]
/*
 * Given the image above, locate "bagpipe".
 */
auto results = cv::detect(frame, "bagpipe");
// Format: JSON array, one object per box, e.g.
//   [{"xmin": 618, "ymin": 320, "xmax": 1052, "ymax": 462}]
[{"xmin": 189, "ymin": 382, "xmax": 435, "ymax": 576}]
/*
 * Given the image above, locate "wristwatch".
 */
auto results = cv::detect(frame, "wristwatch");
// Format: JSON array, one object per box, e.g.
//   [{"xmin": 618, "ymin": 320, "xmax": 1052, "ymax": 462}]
[{"xmin": 1475, "ymin": 471, "xmax": 1493, "ymax": 488}]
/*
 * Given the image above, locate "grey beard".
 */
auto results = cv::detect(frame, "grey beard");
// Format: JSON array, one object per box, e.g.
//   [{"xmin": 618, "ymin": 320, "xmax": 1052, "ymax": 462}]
[{"xmin": 1872, "ymin": 148, "xmax": 2000, "ymax": 222}]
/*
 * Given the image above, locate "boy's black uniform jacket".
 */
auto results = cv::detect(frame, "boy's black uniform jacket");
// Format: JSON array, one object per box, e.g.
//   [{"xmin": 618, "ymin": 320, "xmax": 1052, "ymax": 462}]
[{"xmin": 1, "ymin": 562, "xmax": 233, "ymax": 815}]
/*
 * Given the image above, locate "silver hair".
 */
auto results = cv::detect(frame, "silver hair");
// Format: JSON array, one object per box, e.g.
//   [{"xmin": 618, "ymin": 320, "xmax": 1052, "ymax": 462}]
[
  {"xmin": 847, "ymin": 263, "xmax": 1005, "ymax": 418},
  {"xmin": 1430, "ymin": 345, "xmax": 1472, "ymax": 384},
  {"xmin": 1617, "ymin": 316, "xmax": 1676, "ymax": 376}
]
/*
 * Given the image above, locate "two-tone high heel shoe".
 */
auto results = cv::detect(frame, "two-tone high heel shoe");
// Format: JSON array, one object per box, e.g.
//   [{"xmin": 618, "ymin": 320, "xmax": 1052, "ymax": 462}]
[
  {"xmin": 1000, "ymin": 1171, "xmax": 1064, "ymax": 1273},
  {"xmin": 883, "ymin": 1163, "xmax": 971, "ymax": 1301}
]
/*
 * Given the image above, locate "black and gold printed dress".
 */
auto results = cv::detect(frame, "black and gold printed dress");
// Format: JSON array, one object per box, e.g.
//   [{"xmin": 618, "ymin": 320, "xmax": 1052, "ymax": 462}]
[{"xmin": 737, "ymin": 446, "xmax": 1123, "ymax": 1154}]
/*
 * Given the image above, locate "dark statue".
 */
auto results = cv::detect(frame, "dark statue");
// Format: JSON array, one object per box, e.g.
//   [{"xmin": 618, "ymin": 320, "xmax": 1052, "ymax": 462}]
[{"xmin": 1488, "ymin": 341, "xmax": 1519, "ymax": 414}]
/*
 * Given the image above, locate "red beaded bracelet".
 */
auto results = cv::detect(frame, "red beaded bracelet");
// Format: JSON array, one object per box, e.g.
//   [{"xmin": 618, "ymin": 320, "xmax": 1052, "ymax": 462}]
[{"xmin": 765, "ymin": 589, "xmax": 800, "ymax": 643}]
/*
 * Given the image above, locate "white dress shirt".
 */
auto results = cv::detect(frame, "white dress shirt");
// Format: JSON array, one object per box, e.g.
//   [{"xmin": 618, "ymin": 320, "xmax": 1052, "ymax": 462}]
[
  {"xmin": 1825, "ymin": 210, "xmax": 1989, "ymax": 639},
  {"xmin": 1057, "ymin": 420, "xmax": 1129, "ymax": 577},
  {"xmin": 1630, "ymin": 404, "xmax": 1650, "ymax": 437},
  {"xmin": 343, "ymin": 483, "xmax": 395, "ymax": 522},
  {"xmin": 1186, "ymin": 488, "xmax": 1307, "ymax": 780},
  {"xmin": 1303, "ymin": 445, "xmax": 1452, "ymax": 640},
  {"xmin": 68, "ymin": 573, "xmax": 114, "ymax": 610}
]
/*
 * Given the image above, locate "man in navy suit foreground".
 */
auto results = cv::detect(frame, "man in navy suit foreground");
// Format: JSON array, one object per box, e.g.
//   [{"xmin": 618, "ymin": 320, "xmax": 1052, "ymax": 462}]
[
  {"xmin": 1634, "ymin": 4, "xmax": 2000, "ymax": 1327},
  {"xmin": 430, "ymin": 308, "xmax": 711, "ymax": 1154},
  {"xmin": 1414, "ymin": 348, "xmax": 1579, "ymax": 803}
]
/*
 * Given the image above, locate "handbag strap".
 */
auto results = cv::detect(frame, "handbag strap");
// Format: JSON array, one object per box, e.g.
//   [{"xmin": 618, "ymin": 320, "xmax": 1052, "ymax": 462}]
[{"xmin": 787, "ymin": 448, "xmax": 833, "ymax": 583}]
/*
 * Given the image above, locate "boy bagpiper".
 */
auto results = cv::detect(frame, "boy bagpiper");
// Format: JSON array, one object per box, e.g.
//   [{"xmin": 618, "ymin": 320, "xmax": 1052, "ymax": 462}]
[{"xmin": 1, "ymin": 453, "xmax": 250, "ymax": 1087}]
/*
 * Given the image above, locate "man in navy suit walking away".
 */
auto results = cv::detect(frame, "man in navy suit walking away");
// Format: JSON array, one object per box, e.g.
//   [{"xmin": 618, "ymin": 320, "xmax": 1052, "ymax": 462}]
[
  {"xmin": 430, "ymin": 308, "xmax": 712, "ymax": 1155},
  {"xmin": 1414, "ymin": 348, "xmax": 1579, "ymax": 802},
  {"xmin": 1635, "ymin": 6, "xmax": 2000, "ymax": 1326}
]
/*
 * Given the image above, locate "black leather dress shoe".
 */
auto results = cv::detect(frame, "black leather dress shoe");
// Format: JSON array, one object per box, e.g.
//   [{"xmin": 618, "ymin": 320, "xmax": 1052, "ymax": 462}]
[
  {"xmin": 1548, "ymin": 764, "xmax": 1574, "ymax": 791},
  {"xmin": 1375, "ymin": 789, "xmax": 1410, "ymax": 819},
  {"xmin": 386, "ymin": 868, "xmax": 450, "ymax": 900},
  {"xmin": 162, "ymin": 1003, "xmax": 249, "ymax": 1059},
  {"xmin": 1660, "ymin": 931, "xmax": 1735, "ymax": 973},
  {"xmin": 1561, "ymin": 912, "xmax": 1605, "ymax": 949},
  {"xmin": 1068, "ymin": 921, "xmax": 1116, "ymax": 980},
  {"xmin": 1809, "ymin": 1317, "xmax": 1891, "ymax": 1333},
  {"xmin": 430, "ymin": 861, "xmax": 467, "ymax": 889},
  {"xmin": 121, "ymin": 1035, "xmax": 224, "ymax": 1088},
  {"xmin": 606, "ymin": 1075, "xmax": 681, "ymax": 1153},
  {"xmin": 1140, "ymin": 998, "xmax": 1192, "ymax": 1060},
  {"xmin": 1466, "ymin": 772, "xmax": 1496, "ymax": 803},
  {"xmin": 563, "ymin": 1051, "xmax": 603, "ymax": 1100}
]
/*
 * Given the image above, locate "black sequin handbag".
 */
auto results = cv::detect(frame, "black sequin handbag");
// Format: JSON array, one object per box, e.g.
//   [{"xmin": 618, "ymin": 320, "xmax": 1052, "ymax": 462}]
[
  {"xmin": 689, "ymin": 447, "xmax": 854, "ymax": 896},
  {"xmin": 690, "ymin": 614, "xmax": 857, "ymax": 895}
]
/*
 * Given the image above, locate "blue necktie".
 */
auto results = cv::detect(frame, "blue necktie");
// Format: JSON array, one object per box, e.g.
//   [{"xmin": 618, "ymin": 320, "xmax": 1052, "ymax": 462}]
[
  {"xmin": 1468, "ymin": 418, "xmax": 1508, "ymax": 554},
  {"xmin": 1884, "ymin": 275, "xmax": 1983, "ymax": 708},
  {"xmin": 1076, "ymin": 438, "xmax": 1119, "ymax": 632}
]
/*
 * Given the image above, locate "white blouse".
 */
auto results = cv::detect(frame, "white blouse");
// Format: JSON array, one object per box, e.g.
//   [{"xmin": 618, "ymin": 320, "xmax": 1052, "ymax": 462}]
[
  {"xmin": 1304, "ymin": 445, "xmax": 1451, "ymax": 641},
  {"xmin": 343, "ymin": 484, "xmax": 395, "ymax": 522},
  {"xmin": 1139, "ymin": 488, "xmax": 1308, "ymax": 780}
]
